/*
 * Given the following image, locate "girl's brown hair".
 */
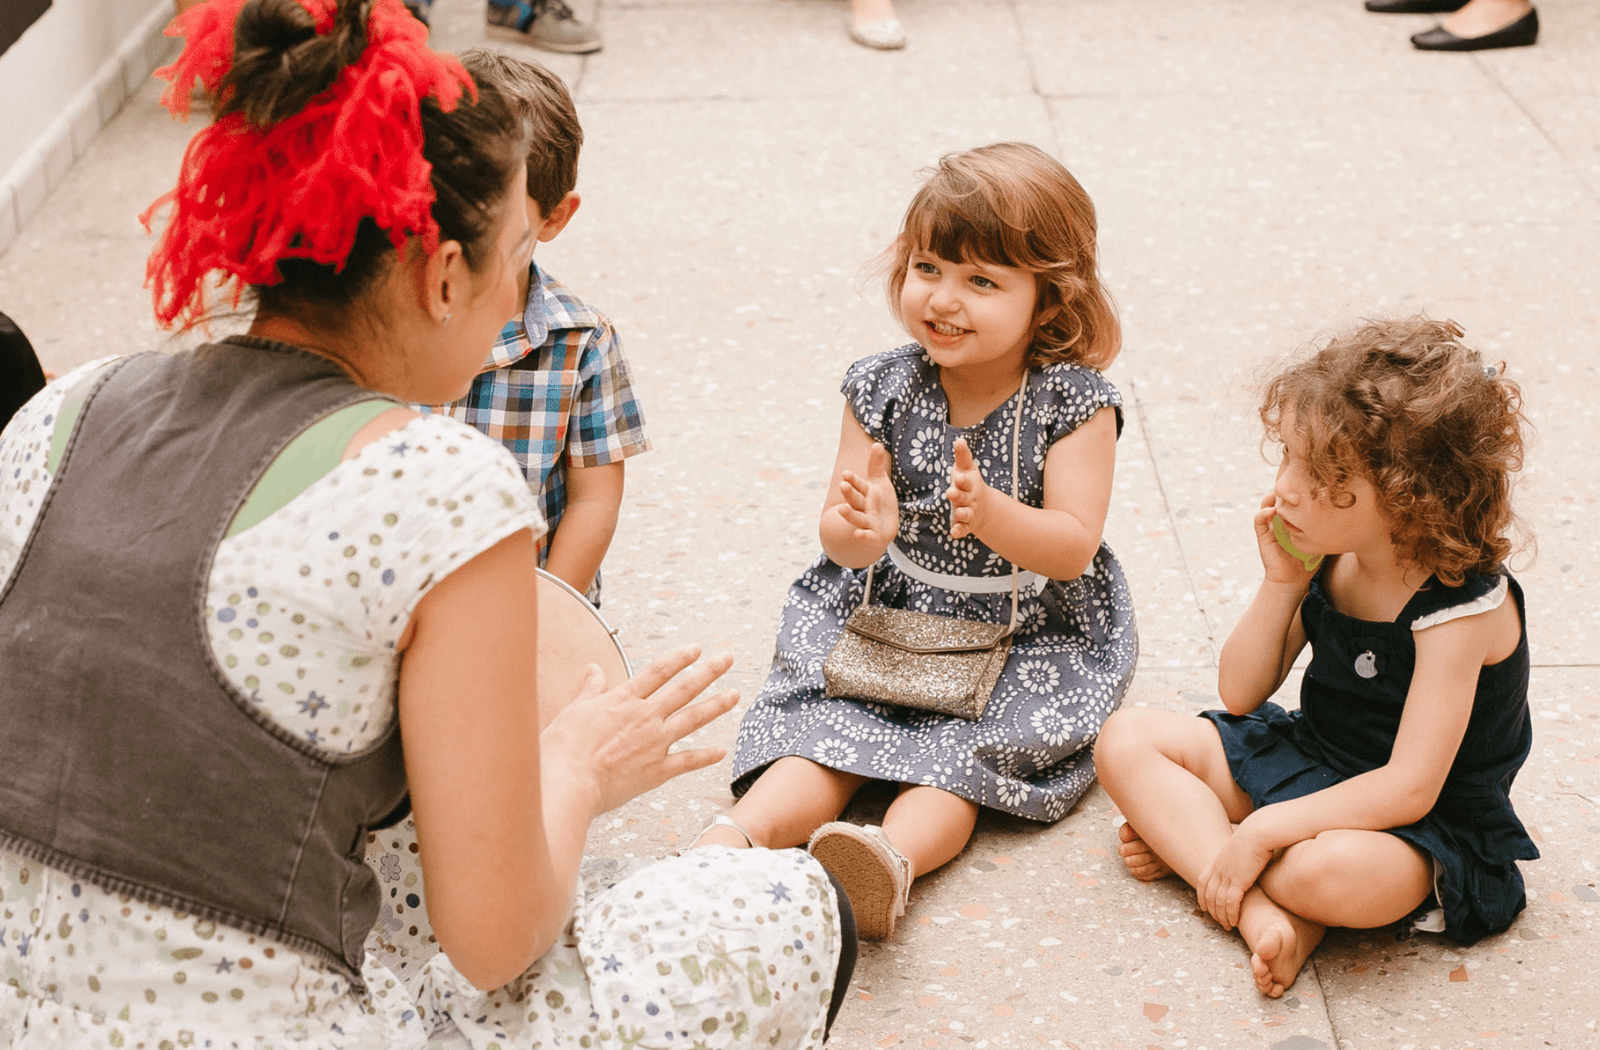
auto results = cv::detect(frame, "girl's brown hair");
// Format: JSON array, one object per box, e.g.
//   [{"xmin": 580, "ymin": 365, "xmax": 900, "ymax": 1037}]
[
  {"xmin": 881, "ymin": 142, "xmax": 1120, "ymax": 369},
  {"xmin": 1261, "ymin": 317, "xmax": 1528, "ymax": 586}
]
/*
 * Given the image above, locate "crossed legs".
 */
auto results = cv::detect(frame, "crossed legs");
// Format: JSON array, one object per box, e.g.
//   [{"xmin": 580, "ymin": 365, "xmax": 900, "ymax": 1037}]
[{"xmin": 1094, "ymin": 707, "xmax": 1434, "ymax": 997}]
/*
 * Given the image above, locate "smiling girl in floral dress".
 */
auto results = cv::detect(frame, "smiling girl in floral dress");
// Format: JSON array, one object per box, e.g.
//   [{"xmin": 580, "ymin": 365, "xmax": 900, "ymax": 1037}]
[{"xmin": 695, "ymin": 143, "xmax": 1139, "ymax": 939}]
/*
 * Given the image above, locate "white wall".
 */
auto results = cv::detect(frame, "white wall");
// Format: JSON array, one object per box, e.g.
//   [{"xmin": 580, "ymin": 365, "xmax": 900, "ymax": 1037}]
[{"xmin": 0, "ymin": 0, "xmax": 170, "ymax": 254}]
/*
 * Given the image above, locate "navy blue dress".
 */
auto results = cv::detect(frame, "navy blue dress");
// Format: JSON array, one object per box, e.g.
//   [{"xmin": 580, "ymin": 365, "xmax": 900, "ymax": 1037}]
[{"xmin": 1202, "ymin": 568, "xmax": 1538, "ymax": 945}]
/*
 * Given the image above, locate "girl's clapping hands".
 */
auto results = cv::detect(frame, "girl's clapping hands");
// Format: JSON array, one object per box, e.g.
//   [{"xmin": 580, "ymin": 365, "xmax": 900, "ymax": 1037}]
[
  {"xmin": 836, "ymin": 442, "xmax": 900, "ymax": 546},
  {"xmin": 946, "ymin": 436, "xmax": 988, "ymax": 540}
]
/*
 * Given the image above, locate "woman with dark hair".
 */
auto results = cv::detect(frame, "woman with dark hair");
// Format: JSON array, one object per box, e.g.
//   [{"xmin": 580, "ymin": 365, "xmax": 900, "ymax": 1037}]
[
  {"xmin": 0, "ymin": 1, "xmax": 851, "ymax": 1046},
  {"xmin": 0, "ymin": 311, "xmax": 47, "ymax": 429}
]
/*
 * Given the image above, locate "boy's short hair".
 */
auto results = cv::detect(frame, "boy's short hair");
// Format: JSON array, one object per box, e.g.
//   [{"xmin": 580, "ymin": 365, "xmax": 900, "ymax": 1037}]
[{"xmin": 458, "ymin": 47, "xmax": 582, "ymax": 216}]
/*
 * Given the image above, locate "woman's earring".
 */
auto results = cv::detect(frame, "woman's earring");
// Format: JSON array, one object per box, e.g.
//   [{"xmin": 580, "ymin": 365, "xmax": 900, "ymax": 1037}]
[{"xmin": 442, "ymin": 311, "xmax": 452, "ymax": 326}]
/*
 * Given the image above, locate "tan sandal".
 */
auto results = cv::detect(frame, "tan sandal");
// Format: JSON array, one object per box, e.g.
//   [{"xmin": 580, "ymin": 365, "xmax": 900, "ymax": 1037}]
[
  {"xmin": 807, "ymin": 822, "xmax": 911, "ymax": 939},
  {"xmin": 686, "ymin": 813, "xmax": 759, "ymax": 850}
]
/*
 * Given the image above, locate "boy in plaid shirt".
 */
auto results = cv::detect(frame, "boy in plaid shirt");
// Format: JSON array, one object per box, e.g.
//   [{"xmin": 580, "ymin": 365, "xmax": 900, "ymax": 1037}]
[{"xmin": 426, "ymin": 49, "xmax": 649, "ymax": 605}]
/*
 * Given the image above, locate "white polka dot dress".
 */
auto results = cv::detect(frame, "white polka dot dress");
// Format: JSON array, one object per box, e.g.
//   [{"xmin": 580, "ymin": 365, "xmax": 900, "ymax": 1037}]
[{"xmin": 0, "ymin": 361, "xmax": 843, "ymax": 1050}]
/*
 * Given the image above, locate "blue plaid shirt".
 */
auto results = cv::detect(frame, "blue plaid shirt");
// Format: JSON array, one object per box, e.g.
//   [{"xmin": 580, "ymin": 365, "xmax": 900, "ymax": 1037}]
[{"xmin": 421, "ymin": 262, "xmax": 650, "ymax": 598}]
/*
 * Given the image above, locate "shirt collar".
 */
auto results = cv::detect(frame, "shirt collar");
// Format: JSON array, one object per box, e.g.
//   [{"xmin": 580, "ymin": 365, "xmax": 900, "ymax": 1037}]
[{"xmin": 482, "ymin": 259, "xmax": 599, "ymax": 371}]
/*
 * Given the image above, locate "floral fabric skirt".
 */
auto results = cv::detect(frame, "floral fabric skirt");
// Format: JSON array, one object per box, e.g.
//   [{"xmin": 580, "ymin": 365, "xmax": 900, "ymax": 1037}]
[
  {"xmin": 0, "ymin": 835, "xmax": 840, "ymax": 1049},
  {"xmin": 365, "ymin": 823, "xmax": 843, "ymax": 1048}
]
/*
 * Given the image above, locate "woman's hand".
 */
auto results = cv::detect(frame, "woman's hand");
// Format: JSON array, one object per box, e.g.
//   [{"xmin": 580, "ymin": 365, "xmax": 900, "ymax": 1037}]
[
  {"xmin": 834, "ymin": 441, "xmax": 899, "ymax": 548},
  {"xmin": 945, "ymin": 436, "xmax": 990, "ymax": 540},
  {"xmin": 540, "ymin": 645, "xmax": 739, "ymax": 819},
  {"xmin": 1253, "ymin": 493, "xmax": 1318, "ymax": 590},
  {"xmin": 1197, "ymin": 822, "xmax": 1276, "ymax": 930}
]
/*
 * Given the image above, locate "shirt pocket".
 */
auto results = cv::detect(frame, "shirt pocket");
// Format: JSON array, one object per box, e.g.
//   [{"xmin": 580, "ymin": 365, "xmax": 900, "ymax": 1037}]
[{"xmin": 492, "ymin": 367, "xmax": 578, "ymax": 469}]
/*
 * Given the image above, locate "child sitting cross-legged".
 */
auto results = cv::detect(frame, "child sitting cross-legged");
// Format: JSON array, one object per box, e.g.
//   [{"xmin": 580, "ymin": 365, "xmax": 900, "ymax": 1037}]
[{"xmin": 1096, "ymin": 317, "xmax": 1538, "ymax": 998}]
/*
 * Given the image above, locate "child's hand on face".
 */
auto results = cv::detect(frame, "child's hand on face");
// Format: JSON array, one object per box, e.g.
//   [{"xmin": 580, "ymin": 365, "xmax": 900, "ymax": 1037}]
[
  {"xmin": 1253, "ymin": 493, "xmax": 1318, "ymax": 588},
  {"xmin": 836, "ymin": 442, "xmax": 900, "ymax": 546},
  {"xmin": 946, "ymin": 437, "xmax": 989, "ymax": 540}
]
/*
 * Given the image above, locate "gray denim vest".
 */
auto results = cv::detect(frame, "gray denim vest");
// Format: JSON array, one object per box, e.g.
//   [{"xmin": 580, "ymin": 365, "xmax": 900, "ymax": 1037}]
[{"xmin": 0, "ymin": 337, "xmax": 409, "ymax": 986}]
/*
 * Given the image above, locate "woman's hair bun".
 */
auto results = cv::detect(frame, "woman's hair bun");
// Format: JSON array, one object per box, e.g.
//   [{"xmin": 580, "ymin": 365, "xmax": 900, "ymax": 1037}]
[{"xmin": 224, "ymin": 0, "xmax": 368, "ymax": 126}]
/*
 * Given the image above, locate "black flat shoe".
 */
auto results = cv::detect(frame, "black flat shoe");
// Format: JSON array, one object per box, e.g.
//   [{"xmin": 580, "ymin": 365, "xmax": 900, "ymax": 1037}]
[
  {"xmin": 1365, "ymin": 0, "xmax": 1467, "ymax": 12},
  {"xmin": 1412, "ymin": 7, "xmax": 1538, "ymax": 50}
]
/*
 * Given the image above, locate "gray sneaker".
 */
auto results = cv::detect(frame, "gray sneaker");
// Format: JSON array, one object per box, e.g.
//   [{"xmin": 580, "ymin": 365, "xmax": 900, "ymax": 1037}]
[{"xmin": 485, "ymin": 0, "xmax": 603, "ymax": 54}]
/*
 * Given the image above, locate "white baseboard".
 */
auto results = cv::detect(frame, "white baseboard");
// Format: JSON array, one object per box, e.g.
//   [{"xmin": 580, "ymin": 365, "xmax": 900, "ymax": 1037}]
[{"xmin": 0, "ymin": 0, "xmax": 175, "ymax": 259}]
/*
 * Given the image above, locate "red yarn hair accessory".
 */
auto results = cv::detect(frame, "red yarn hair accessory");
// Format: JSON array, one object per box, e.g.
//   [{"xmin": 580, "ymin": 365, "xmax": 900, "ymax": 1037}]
[{"xmin": 140, "ymin": 0, "xmax": 474, "ymax": 329}]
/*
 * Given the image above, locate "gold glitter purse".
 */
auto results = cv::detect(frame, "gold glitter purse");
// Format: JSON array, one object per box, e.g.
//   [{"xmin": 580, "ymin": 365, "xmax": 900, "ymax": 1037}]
[{"xmin": 821, "ymin": 379, "xmax": 1027, "ymax": 721}]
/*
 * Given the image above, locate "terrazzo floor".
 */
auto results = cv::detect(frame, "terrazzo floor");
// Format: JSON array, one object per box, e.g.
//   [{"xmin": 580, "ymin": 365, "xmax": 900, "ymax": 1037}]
[{"xmin": 4, "ymin": 0, "xmax": 1598, "ymax": 1046}]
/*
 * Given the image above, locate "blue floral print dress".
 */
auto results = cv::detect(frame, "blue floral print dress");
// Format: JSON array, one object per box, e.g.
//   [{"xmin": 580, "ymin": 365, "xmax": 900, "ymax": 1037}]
[{"xmin": 732, "ymin": 346, "xmax": 1139, "ymax": 822}]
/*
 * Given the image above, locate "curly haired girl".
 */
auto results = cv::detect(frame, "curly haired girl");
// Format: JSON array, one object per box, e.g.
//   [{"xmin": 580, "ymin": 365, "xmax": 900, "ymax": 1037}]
[{"xmin": 1095, "ymin": 316, "xmax": 1537, "ymax": 997}]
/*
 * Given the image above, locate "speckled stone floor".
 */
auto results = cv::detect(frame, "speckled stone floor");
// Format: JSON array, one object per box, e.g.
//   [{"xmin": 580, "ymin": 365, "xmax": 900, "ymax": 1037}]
[{"xmin": 4, "ymin": 0, "xmax": 1598, "ymax": 1047}]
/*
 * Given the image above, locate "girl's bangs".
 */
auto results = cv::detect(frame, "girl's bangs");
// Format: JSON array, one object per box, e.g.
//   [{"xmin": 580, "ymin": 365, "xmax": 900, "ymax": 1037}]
[{"xmin": 905, "ymin": 189, "xmax": 1019, "ymax": 269}]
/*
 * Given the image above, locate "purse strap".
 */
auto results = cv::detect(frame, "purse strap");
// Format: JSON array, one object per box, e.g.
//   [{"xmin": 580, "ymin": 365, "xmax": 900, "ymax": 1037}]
[{"xmin": 861, "ymin": 371, "xmax": 1030, "ymax": 635}]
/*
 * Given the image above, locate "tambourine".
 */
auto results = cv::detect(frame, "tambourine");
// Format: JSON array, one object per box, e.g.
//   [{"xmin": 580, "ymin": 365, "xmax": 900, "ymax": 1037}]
[
  {"xmin": 534, "ymin": 568, "xmax": 631, "ymax": 713},
  {"xmin": 362, "ymin": 567, "xmax": 635, "ymax": 955}
]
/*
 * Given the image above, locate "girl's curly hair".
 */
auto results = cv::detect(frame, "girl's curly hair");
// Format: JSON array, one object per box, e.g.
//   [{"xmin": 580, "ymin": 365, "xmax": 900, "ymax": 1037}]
[
  {"xmin": 880, "ymin": 142, "xmax": 1121, "ymax": 370},
  {"xmin": 1261, "ymin": 317, "xmax": 1528, "ymax": 586}
]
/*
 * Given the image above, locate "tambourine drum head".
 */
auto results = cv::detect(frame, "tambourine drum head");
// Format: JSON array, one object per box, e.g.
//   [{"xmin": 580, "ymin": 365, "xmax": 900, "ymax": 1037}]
[{"xmin": 535, "ymin": 569, "xmax": 631, "ymax": 709}]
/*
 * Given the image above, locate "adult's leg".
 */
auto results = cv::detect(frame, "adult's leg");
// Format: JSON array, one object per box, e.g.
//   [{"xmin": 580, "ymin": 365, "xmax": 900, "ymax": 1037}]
[
  {"xmin": 1441, "ymin": 0, "xmax": 1533, "ymax": 36},
  {"xmin": 697, "ymin": 756, "xmax": 869, "ymax": 849},
  {"xmin": 850, "ymin": 0, "xmax": 897, "ymax": 29},
  {"xmin": 847, "ymin": 0, "xmax": 905, "ymax": 48}
]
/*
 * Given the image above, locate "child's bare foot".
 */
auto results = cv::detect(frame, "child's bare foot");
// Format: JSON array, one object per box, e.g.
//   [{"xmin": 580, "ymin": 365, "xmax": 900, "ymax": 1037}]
[
  {"xmin": 1116, "ymin": 820, "xmax": 1174, "ymax": 881},
  {"xmin": 1240, "ymin": 903, "xmax": 1324, "ymax": 998}
]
